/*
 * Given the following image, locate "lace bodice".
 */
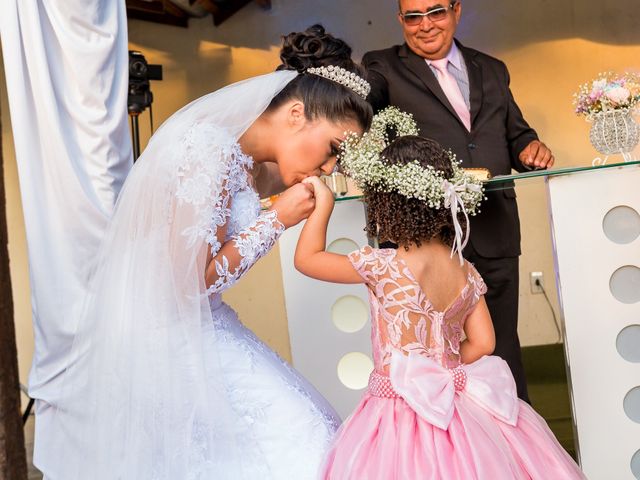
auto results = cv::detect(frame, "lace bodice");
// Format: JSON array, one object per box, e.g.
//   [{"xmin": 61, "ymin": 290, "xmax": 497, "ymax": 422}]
[
  {"xmin": 349, "ymin": 246, "xmax": 487, "ymax": 373},
  {"xmin": 174, "ymin": 122, "xmax": 284, "ymax": 297}
]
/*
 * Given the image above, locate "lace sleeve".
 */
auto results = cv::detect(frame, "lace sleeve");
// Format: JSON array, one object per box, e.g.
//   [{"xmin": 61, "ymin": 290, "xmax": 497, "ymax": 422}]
[
  {"xmin": 347, "ymin": 246, "xmax": 377, "ymax": 285},
  {"xmin": 172, "ymin": 122, "xmax": 284, "ymax": 296},
  {"xmin": 347, "ymin": 246, "xmax": 399, "ymax": 286},
  {"xmin": 468, "ymin": 263, "xmax": 488, "ymax": 303},
  {"xmin": 171, "ymin": 122, "xmax": 286, "ymax": 295},
  {"xmin": 205, "ymin": 210, "xmax": 284, "ymax": 294}
]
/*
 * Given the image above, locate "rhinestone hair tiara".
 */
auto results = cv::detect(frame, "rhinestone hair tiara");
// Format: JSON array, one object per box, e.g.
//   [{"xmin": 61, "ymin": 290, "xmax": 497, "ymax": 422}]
[{"xmin": 306, "ymin": 65, "xmax": 371, "ymax": 99}]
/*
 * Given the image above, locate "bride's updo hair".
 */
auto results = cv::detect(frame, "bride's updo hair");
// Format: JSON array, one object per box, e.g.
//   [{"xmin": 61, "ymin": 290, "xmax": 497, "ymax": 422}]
[{"xmin": 268, "ymin": 24, "xmax": 373, "ymax": 131}]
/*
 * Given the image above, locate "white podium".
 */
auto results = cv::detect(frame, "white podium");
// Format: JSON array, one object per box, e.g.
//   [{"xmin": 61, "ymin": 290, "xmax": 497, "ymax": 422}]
[
  {"xmin": 546, "ymin": 162, "xmax": 640, "ymax": 479},
  {"xmin": 279, "ymin": 200, "xmax": 372, "ymax": 419}
]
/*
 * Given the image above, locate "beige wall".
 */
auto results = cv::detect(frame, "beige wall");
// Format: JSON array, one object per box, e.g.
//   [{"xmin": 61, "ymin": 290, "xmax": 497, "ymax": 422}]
[
  {"xmin": 1, "ymin": 59, "xmax": 33, "ymax": 393},
  {"xmin": 3, "ymin": 0, "xmax": 640, "ymax": 389}
]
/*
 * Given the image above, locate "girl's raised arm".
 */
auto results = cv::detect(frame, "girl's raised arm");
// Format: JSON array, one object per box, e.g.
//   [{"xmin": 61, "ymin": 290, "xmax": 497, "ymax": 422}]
[{"xmin": 294, "ymin": 177, "xmax": 364, "ymax": 284}]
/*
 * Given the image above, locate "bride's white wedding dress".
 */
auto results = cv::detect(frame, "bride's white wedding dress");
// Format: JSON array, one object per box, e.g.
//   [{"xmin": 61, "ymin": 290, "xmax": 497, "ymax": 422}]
[
  {"xmin": 40, "ymin": 71, "xmax": 339, "ymax": 479},
  {"xmin": 203, "ymin": 150, "xmax": 340, "ymax": 478}
]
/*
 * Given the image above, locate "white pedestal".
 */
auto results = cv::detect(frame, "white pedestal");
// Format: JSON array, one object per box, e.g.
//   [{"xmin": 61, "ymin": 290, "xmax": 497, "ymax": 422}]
[
  {"xmin": 279, "ymin": 200, "xmax": 372, "ymax": 419},
  {"xmin": 547, "ymin": 163, "xmax": 640, "ymax": 479}
]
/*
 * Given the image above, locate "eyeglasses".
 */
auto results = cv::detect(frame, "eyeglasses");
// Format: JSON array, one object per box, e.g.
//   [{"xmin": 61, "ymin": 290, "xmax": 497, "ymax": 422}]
[{"xmin": 400, "ymin": 2, "xmax": 457, "ymax": 26}]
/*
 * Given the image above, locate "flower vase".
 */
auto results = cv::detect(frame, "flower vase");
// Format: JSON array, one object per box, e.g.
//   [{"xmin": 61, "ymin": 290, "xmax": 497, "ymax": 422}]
[{"xmin": 589, "ymin": 109, "xmax": 639, "ymax": 160}]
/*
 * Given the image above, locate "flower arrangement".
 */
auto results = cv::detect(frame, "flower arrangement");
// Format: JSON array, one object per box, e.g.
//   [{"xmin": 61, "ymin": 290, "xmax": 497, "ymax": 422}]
[
  {"xmin": 573, "ymin": 72, "xmax": 640, "ymax": 118},
  {"xmin": 338, "ymin": 107, "xmax": 484, "ymax": 215}
]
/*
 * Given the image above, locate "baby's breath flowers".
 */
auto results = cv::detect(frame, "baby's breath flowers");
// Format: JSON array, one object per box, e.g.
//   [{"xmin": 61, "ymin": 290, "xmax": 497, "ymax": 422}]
[{"xmin": 338, "ymin": 107, "xmax": 484, "ymax": 216}]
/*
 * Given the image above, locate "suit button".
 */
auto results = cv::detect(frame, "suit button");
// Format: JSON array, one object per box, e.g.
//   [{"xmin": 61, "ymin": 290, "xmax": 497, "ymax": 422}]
[{"xmin": 468, "ymin": 143, "xmax": 477, "ymax": 149}]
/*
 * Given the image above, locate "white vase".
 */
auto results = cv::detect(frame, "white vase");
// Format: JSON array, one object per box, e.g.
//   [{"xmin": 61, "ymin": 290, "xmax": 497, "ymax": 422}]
[{"xmin": 589, "ymin": 109, "xmax": 640, "ymax": 157}]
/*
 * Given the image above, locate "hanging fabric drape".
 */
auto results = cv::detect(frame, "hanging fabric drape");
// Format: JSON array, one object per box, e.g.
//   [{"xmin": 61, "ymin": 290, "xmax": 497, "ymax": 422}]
[{"xmin": 0, "ymin": 0, "xmax": 131, "ymax": 473}]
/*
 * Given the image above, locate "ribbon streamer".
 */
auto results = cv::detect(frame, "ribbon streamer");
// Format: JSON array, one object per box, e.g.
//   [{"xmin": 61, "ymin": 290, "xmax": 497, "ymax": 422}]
[{"xmin": 442, "ymin": 179, "xmax": 482, "ymax": 265}]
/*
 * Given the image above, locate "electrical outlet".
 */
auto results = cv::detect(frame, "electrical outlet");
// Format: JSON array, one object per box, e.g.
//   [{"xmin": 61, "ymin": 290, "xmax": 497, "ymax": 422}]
[{"xmin": 530, "ymin": 272, "xmax": 544, "ymax": 294}]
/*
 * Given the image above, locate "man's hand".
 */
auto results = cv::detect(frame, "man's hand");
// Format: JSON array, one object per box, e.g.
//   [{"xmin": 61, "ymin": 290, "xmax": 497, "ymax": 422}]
[{"xmin": 519, "ymin": 140, "xmax": 555, "ymax": 170}]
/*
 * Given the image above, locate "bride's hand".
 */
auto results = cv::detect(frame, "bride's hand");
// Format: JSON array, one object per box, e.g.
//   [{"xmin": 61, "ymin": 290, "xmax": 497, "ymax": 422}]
[
  {"xmin": 270, "ymin": 183, "xmax": 315, "ymax": 228},
  {"xmin": 302, "ymin": 176, "xmax": 334, "ymax": 212}
]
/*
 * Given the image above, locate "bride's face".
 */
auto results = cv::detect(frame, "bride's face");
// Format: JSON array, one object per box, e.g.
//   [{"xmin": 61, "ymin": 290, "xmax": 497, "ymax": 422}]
[{"xmin": 274, "ymin": 102, "xmax": 363, "ymax": 186}]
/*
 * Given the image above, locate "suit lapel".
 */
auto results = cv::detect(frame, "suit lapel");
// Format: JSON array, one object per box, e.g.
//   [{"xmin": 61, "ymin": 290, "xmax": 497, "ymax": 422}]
[
  {"xmin": 458, "ymin": 41, "xmax": 483, "ymax": 128},
  {"xmin": 398, "ymin": 43, "xmax": 461, "ymax": 122}
]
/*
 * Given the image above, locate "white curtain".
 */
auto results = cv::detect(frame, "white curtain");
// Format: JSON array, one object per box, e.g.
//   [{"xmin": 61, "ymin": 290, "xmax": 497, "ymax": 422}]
[{"xmin": 0, "ymin": 0, "xmax": 131, "ymax": 472}]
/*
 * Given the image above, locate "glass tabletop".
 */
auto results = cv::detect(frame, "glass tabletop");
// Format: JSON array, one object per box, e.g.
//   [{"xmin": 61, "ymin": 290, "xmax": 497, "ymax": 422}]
[
  {"xmin": 333, "ymin": 160, "xmax": 640, "ymax": 200},
  {"xmin": 483, "ymin": 160, "xmax": 640, "ymax": 191}
]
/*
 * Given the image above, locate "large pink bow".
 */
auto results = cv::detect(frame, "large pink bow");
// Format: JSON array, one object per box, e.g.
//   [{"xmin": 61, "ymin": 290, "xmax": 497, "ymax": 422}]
[{"xmin": 389, "ymin": 351, "xmax": 519, "ymax": 430}]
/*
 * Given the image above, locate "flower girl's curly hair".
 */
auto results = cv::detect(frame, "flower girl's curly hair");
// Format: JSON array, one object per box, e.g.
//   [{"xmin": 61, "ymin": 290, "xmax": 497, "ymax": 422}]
[
  {"xmin": 270, "ymin": 24, "xmax": 373, "ymax": 131},
  {"xmin": 365, "ymin": 136, "xmax": 467, "ymax": 249}
]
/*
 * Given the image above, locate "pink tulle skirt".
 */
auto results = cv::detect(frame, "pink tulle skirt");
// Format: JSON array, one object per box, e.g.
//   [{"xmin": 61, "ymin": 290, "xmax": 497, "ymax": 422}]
[{"xmin": 322, "ymin": 393, "xmax": 586, "ymax": 480}]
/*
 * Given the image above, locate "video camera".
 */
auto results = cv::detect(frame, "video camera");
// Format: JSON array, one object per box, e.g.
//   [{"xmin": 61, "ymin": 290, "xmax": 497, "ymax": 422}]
[{"xmin": 128, "ymin": 50, "xmax": 163, "ymax": 115}]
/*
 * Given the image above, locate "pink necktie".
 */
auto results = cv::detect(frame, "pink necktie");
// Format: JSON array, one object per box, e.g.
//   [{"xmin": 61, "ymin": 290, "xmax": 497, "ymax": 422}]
[{"xmin": 430, "ymin": 58, "xmax": 471, "ymax": 131}]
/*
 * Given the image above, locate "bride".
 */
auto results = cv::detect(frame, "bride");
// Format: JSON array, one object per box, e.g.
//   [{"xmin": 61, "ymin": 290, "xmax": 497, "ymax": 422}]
[{"xmin": 41, "ymin": 25, "xmax": 372, "ymax": 479}]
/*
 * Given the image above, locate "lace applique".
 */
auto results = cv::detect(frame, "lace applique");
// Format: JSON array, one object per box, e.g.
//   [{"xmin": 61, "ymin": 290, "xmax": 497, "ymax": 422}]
[
  {"xmin": 212, "ymin": 305, "xmax": 339, "ymax": 452},
  {"xmin": 470, "ymin": 264, "xmax": 488, "ymax": 300},
  {"xmin": 206, "ymin": 210, "xmax": 284, "ymax": 295},
  {"xmin": 402, "ymin": 317, "xmax": 436, "ymax": 357},
  {"xmin": 175, "ymin": 122, "xmax": 253, "ymax": 255},
  {"xmin": 348, "ymin": 246, "xmax": 403, "ymax": 286},
  {"xmin": 186, "ymin": 421, "xmax": 215, "ymax": 480},
  {"xmin": 173, "ymin": 123, "xmax": 285, "ymax": 296},
  {"xmin": 351, "ymin": 246, "xmax": 489, "ymax": 371},
  {"xmin": 226, "ymin": 188, "xmax": 261, "ymax": 239}
]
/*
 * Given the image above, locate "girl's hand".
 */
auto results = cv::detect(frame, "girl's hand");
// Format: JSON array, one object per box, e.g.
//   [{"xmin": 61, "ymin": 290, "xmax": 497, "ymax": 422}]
[
  {"xmin": 270, "ymin": 183, "xmax": 315, "ymax": 228},
  {"xmin": 302, "ymin": 176, "xmax": 334, "ymax": 212},
  {"xmin": 294, "ymin": 176, "xmax": 363, "ymax": 284}
]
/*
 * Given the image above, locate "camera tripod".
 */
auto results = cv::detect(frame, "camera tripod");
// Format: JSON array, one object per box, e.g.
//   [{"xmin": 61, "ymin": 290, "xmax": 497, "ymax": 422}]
[
  {"xmin": 128, "ymin": 50, "xmax": 162, "ymax": 160},
  {"xmin": 129, "ymin": 108, "xmax": 154, "ymax": 161}
]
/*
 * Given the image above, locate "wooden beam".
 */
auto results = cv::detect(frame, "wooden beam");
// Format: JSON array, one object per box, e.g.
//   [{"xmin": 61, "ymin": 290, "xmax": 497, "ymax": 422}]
[
  {"xmin": 126, "ymin": 0, "xmax": 271, "ymax": 27},
  {"xmin": 196, "ymin": 0, "xmax": 270, "ymax": 26},
  {"xmin": 126, "ymin": 0, "xmax": 189, "ymax": 28}
]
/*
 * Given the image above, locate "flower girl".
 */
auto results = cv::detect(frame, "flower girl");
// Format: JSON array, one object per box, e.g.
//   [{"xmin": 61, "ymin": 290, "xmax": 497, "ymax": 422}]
[{"xmin": 294, "ymin": 110, "xmax": 586, "ymax": 479}]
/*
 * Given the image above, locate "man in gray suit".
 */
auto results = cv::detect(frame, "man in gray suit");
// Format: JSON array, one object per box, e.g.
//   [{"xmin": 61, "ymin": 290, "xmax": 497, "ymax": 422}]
[{"xmin": 363, "ymin": 0, "xmax": 555, "ymax": 402}]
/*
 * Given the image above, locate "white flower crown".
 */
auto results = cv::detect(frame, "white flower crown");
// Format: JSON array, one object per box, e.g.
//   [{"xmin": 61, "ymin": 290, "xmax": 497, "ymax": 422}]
[
  {"xmin": 338, "ymin": 107, "xmax": 486, "ymax": 263},
  {"xmin": 338, "ymin": 107, "xmax": 485, "ymax": 214}
]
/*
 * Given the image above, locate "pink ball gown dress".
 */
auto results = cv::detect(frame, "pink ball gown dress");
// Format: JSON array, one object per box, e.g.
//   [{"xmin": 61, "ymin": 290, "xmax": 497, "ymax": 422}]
[{"xmin": 322, "ymin": 246, "xmax": 587, "ymax": 480}]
